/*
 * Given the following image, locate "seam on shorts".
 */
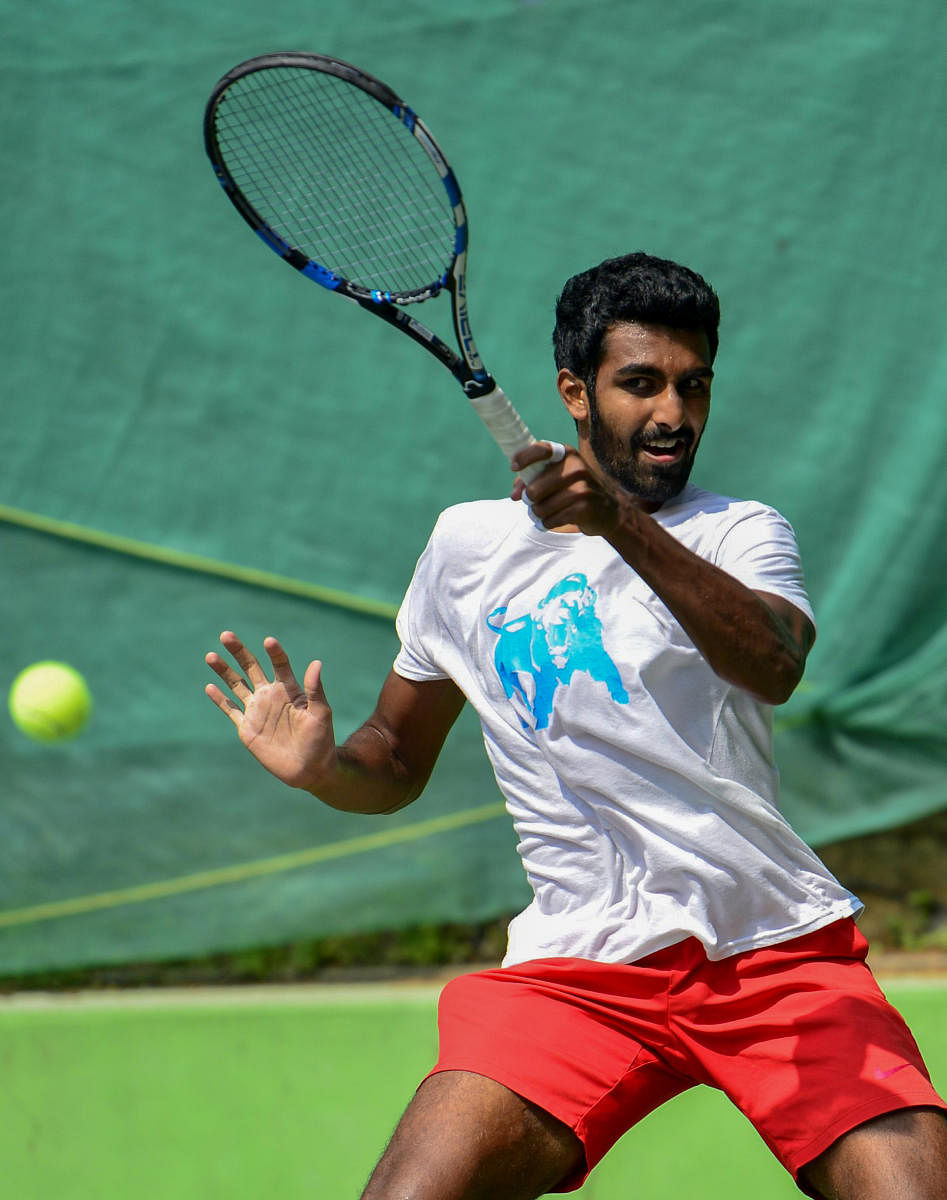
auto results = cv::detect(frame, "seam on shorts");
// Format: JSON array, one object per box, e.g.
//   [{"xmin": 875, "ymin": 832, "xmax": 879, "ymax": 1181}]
[
  {"xmin": 571, "ymin": 963, "xmax": 684, "ymax": 1179},
  {"xmin": 569, "ymin": 1044, "xmax": 660, "ymax": 1177}
]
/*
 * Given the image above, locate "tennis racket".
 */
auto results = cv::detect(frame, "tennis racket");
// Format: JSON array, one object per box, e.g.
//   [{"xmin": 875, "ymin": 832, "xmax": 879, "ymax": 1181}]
[{"xmin": 203, "ymin": 52, "xmax": 544, "ymax": 481}]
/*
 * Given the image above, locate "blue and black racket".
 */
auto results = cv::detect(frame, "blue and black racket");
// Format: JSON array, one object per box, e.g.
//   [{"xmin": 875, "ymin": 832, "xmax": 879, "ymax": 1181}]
[{"xmin": 203, "ymin": 52, "xmax": 542, "ymax": 479}]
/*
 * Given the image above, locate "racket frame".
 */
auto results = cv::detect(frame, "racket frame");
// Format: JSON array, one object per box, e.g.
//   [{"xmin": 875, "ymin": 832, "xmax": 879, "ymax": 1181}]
[{"xmin": 203, "ymin": 52, "xmax": 496, "ymax": 401}]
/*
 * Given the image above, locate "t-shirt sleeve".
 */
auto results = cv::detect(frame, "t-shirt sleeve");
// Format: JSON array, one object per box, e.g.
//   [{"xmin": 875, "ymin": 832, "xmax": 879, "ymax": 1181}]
[
  {"xmin": 393, "ymin": 526, "xmax": 452, "ymax": 682},
  {"xmin": 714, "ymin": 508, "xmax": 816, "ymax": 628}
]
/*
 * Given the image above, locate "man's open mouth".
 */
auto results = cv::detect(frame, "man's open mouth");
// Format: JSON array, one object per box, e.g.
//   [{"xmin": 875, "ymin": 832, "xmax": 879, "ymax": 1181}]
[{"xmin": 638, "ymin": 436, "xmax": 688, "ymax": 463}]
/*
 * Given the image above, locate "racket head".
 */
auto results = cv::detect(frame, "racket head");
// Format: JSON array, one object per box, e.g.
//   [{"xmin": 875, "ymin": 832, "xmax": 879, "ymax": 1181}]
[{"xmin": 203, "ymin": 52, "xmax": 466, "ymax": 306}]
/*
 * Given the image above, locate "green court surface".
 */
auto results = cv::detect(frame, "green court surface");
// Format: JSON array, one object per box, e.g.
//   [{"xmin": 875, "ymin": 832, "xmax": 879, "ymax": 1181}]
[{"xmin": 1, "ymin": 978, "xmax": 943, "ymax": 1199}]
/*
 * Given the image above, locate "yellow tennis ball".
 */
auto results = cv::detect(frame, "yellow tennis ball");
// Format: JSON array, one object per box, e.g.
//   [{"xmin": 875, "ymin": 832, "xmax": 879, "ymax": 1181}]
[{"xmin": 8, "ymin": 661, "xmax": 92, "ymax": 743}]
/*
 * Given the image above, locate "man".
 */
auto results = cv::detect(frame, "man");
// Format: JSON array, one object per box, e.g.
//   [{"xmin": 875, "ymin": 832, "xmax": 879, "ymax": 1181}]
[{"xmin": 206, "ymin": 253, "xmax": 947, "ymax": 1199}]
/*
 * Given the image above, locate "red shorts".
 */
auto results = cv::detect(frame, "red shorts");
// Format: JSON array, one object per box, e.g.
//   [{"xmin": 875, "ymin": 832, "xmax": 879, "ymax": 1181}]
[{"xmin": 429, "ymin": 919, "xmax": 945, "ymax": 1193}]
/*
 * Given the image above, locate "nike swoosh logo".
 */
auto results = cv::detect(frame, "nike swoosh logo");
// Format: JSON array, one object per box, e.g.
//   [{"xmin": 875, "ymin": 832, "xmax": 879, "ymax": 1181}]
[{"xmin": 874, "ymin": 1063, "xmax": 910, "ymax": 1081}]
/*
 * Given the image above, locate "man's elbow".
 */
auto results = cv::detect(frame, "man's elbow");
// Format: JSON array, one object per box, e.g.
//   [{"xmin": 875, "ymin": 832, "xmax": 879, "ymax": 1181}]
[{"xmin": 754, "ymin": 648, "xmax": 807, "ymax": 706}]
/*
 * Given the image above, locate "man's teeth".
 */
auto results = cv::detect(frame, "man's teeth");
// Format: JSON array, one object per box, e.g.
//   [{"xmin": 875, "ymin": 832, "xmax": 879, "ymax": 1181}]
[{"xmin": 644, "ymin": 438, "xmax": 680, "ymax": 450}]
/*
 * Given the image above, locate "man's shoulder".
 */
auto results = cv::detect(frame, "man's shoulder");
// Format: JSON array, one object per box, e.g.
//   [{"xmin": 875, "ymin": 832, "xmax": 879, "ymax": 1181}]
[
  {"xmin": 431, "ymin": 497, "xmax": 525, "ymax": 545},
  {"xmin": 659, "ymin": 485, "xmax": 786, "ymax": 528},
  {"xmin": 407, "ymin": 498, "xmax": 529, "ymax": 591}
]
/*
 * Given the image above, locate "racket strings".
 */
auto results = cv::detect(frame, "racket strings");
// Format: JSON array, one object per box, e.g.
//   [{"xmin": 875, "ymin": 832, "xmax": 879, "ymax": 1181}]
[
  {"xmin": 296, "ymin": 84, "xmax": 441, "ymax": 277},
  {"xmin": 213, "ymin": 66, "xmax": 458, "ymax": 297}
]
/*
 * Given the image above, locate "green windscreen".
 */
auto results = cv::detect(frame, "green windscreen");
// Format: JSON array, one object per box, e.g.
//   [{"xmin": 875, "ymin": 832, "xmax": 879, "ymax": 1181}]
[{"xmin": 1, "ymin": 0, "xmax": 944, "ymax": 974}]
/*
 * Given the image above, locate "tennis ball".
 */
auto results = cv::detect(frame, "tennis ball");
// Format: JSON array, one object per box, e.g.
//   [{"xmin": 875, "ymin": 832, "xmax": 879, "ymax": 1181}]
[{"xmin": 8, "ymin": 661, "xmax": 92, "ymax": 743}]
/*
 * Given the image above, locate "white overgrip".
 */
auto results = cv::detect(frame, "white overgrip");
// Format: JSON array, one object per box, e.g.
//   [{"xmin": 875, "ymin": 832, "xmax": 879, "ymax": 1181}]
[{"xmin": 466, "ymin": 384, "xmax": 546, "ymax": 482}]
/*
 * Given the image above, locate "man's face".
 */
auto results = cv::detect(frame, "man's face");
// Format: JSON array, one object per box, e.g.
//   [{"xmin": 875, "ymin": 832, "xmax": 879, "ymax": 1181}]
[{"xmin": 580, "ymin": 322, "xmax": 713, "ymax": 510}]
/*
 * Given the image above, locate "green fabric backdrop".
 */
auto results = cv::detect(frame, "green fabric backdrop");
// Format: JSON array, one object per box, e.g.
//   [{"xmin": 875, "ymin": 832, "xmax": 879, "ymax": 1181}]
[{"xmin": 1, "ymin": 0, "xmax": 945, "ymax": 973}]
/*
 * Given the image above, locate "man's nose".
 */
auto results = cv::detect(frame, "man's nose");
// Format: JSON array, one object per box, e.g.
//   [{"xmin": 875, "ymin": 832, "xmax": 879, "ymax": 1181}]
[{"xmin": 652, "ymin": 386, "xmax": 686, "ymax": 428}]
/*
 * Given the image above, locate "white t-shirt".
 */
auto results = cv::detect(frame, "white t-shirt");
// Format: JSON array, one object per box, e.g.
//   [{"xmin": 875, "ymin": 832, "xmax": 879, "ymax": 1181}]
[{"xmin": 394, "ymin": 484, "xmax": 860, "ymax": 967}]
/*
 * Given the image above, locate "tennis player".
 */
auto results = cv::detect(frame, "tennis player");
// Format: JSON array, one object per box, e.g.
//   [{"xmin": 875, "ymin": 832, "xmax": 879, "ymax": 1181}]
[{"xmin": 206, "ymin": 253, "xmax": 947, "ymax": 1199}]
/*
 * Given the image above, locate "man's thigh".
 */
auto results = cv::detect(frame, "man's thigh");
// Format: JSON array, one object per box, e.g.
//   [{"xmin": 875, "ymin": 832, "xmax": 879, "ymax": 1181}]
[
  {"xmin": 675, "ymin": 923, "xmax": 947, "ymax": 1184},
  {"xmin": 800, "ymin": 1107, "xmax": 947, "ymax": 1200},
  {"xmin": 360, "ymin": 1069, "xmax": 585, "ymax": 1200},
  {"xmin": 428, "ymin": 960, "xmax": 695, "ymax": 1188}
]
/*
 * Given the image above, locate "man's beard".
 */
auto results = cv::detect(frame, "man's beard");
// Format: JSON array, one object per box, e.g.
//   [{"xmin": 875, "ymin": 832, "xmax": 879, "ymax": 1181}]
[{"xmin": 588, "ymin": 402, "xmax": 699, "ymax": 505}]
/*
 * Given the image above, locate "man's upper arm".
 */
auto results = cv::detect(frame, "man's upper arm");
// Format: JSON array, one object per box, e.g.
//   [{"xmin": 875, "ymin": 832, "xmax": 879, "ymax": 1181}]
[{"xmin": 717, "ymin": 507, "xmax": 815, "ymax": 659}]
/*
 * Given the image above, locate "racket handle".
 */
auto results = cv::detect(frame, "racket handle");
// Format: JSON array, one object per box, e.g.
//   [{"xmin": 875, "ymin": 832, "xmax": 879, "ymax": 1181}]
[{"xmin": 466, "ymin": 384, "xmax": 546, "ymax": 483}]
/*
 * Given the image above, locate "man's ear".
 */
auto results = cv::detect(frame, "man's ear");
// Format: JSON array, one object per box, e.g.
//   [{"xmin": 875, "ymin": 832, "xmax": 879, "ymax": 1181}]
[{"xmin": 557, "ymin": 368, "xmax": 589, "ymax": 422}]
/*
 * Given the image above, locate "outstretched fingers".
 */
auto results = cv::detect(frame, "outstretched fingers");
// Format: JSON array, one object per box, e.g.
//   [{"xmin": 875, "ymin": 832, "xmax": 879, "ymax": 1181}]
[
  {"xmin": 204, "ymin": 632, "xmax": 293, "ymax": 721},
  {"xmin": 302, "ymin": 657, "xmax": 329, "ymax": 708},
  {"xmin": 204, "ymin": 678, "xmax": 244, "ymax": 726},
  {"xmin": 217, "ymin": 630, "xmax": 271, "ymax": 687},
  {"xmin": 205, "ymin": 635, "xmax": 256, "ymax": 722},
  {"xmin": 203, "ymin": 632, "xmax": 339, "ymax": 789},
  {"xmin": 205, "ymin": 632, "xmax": 324, "ymax": 711},
  {"xmin": 263, "ymin": 636, "xmax": 324, "ymax": 709}
]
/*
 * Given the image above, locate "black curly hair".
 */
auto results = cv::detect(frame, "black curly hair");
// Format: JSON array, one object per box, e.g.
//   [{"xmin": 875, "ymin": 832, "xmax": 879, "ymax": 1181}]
[{"xmin": 552, "ymin": 252, "xmax": 720, "ymax": 394}]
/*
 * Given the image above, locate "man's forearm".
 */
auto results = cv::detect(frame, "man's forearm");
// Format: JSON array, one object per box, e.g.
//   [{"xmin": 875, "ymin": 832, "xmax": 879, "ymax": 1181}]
[
  {"xmin": 307, "ymin": 721, "xmax": 421, "ymax": 815},
  {"xmin": 605, "ymin": 498, "xmax": 810, "ymax": 704}
]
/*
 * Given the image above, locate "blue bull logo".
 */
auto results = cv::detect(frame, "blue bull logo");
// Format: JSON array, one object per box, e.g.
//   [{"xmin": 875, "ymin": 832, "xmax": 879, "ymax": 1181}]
[{"xmin": 486, "ymin": 573, "xmax": 629, "ymax": 730}]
